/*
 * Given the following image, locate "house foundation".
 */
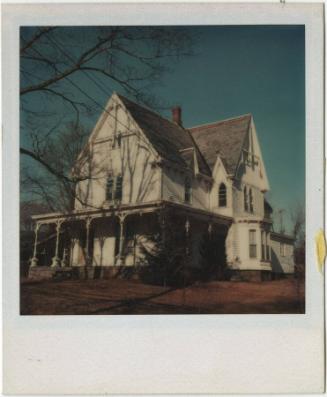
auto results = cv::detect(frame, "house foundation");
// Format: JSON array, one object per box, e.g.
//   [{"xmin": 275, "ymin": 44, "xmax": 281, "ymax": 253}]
[{"xmin": 230, "ymin": 269, "xmax": 272, "ymax": 282}]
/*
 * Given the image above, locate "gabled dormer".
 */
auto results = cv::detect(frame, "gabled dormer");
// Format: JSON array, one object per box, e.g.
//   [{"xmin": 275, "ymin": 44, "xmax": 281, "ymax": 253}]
[
  {"xmin": 208, "ymin": 154, "xmax": 233, "ymax": 217},
  {"xmin": 189, "ymin": 113, "xmax": 270, "ymax": 218},
  {"xmin": 232, "ymin": 117, "xmax": 270, "ymax": 218},
  {"xmin": 73, "ymin": 93, "xmax": 163, "ymax": 210}
]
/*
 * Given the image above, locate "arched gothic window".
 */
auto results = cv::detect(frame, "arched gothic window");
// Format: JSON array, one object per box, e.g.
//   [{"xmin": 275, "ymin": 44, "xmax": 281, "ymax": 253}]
[
  {"xmin": 218, "ymin": 183, "xmax": 227, "ymax": 207},
  {"xmin": 249, "ymin": 188, "xmax": 254, "ymax": 213}
]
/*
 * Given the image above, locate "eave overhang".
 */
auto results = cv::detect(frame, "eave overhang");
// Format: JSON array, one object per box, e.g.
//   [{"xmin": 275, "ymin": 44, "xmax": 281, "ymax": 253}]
[{"xmin": 31, "ymin": 200, "xmax": 232, "ymax": 227}]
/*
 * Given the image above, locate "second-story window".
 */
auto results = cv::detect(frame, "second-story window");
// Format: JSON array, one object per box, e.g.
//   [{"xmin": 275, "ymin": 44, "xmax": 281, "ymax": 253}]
[
  {"xmin": 106, "ymin": 175, "xmax": 114, "ymax": 201},
  {"xmin": 218, "ymin": 183, "xmax": 227, "ymax": 207},
  {"xmin": 249, "ymin": 188, "xmax": 254, "ymax": 213},
  {"xmin": 115, "ymin": 175, "xmax": 123, "ymax": 201},
  {"xmin": 249, "ymin": 229, "xmax": 257, "ymax": 258},
  {"xmin": 244, "ymin": 187, "xmax": 248, "ymax": 212}
]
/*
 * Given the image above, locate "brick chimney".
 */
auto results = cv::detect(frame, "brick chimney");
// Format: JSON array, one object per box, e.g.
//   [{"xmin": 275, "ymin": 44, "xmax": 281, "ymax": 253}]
[{"xmin": 172, "ymin": 106, "xmax": 182, "ymax": 126}]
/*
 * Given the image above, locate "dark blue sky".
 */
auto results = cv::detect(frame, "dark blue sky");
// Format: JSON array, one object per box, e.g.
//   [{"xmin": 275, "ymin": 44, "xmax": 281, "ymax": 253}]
[
  {"xmin": 21, "ymin": 25, "xmax": 305, "ymax": 232},
  {"xmin": 157, "ymin": 26, "xmax": 305, "ymax": 231}
]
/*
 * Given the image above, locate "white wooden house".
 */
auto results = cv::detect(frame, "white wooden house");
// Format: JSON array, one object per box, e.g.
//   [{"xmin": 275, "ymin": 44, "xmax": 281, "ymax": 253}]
[{"xmin": 30, "ymin": 92, "xmax": 295, "ymax": 281}]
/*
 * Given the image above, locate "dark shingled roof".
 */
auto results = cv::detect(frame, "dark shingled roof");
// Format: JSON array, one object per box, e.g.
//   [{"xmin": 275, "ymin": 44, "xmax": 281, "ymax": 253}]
[
  {"xmin": 118, "ymin": 94, "xmax": 251, "ymax": 177},
  {"xmin": 189, "ymin": 114, "xmax": 252, "ymax": 175},
  {"xmin": 118, "ymin": 94, "xmax": 211, "ymax": 176},
  {"xmin": 264, "ymin": 198, "xmax": 273, "ymax": 213},
  {"xmin": 270, "ymin": 231, "xmax": 295, "ymax": 242}
]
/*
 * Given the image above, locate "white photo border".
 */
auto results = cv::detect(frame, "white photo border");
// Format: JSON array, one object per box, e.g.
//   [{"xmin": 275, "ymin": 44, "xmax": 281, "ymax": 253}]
[{"xmin": 2, "ymin": 2, "xmax": 325, "ymax": 394}]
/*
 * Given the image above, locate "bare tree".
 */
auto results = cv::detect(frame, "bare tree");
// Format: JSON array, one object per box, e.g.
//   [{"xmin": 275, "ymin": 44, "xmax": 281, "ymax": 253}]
[
  {"xmin": 272, "ymin": 208, "xmax": 286, "ymax": 234},
  {"xmin": 21, "ymin": 122, "xmax": 93, "ymax": 212},
  {"xmin": 20, "ymin": 26, "xmax": 194, "ymax": 183},
  {"xmin": 289, "ymin": 202, "xmax": 305, "ymax": 283},
  {"xmin": 20, "ymin": 201, "xmax": 50, "ymax": 231},
  {"xmin": 290, "ymin": 202, "xmax": 305, "ymax": 246}
]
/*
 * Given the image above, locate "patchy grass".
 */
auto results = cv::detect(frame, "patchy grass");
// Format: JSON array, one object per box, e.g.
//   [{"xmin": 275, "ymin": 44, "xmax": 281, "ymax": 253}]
[{"xmin": 20, "ymin": 277, "xmax": 304, "ymax": 315}]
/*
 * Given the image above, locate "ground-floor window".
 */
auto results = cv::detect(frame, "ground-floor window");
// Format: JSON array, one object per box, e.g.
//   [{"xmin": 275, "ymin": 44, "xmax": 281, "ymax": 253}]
[
  {"xmin": 126, "ymin": 221, "xmax": 136, "ymax": 256},
  {"xmin": 249, "ymin": 229, "xmax": 257, "ymax": 258},
  {"xmin": 261, "ymin": 231, "xmax": 265, "ymax": 260},
  {"xmin": 261, "ymin": 231, "xmax": 270, "ymax": 261},
  {"xmin": 266, "ymin": 233, "xmax": 270, "ymax": 260},
  {"xmin": 280, "ymin": 242, "xmax": 286, "ymax": 257}
]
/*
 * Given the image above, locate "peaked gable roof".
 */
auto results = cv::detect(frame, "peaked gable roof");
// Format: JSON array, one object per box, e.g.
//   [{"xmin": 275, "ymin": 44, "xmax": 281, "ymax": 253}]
[
  {"xmin": 117, "ymin": 94, "xmax": 211, "ymax": 176},
  {"xmin": 189, "ymin": 114, "xmax": 252, "ymax": 175}
]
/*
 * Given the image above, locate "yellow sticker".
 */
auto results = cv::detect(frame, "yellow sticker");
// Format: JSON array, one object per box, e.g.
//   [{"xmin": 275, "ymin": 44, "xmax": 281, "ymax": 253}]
[{"xmin": 315, "ymin": 229, "xmax": 326, "ymax": 273}]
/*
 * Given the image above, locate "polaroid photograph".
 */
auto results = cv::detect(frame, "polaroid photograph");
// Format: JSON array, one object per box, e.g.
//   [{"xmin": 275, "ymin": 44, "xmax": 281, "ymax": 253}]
[
  {"xmin": 2, "ymin": 1, "xmax": 325, "ymax": 394},
  {"xmin": 20, "ymin": 23, "xmax": 304, "ymax": 315}
]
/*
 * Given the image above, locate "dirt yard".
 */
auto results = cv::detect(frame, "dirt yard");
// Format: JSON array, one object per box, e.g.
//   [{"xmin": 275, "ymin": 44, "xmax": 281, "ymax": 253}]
[{"xmin": 20, "ymin": 277, "xmax": 304, "ymax": 315}]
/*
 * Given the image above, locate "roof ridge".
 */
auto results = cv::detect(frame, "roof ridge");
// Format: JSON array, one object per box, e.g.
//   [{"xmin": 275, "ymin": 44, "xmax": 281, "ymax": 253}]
[
  {"xmin": 116, "ymin": 93, "xmax": 186, "ymax": 133},
  {"xmin": 233, "ymin": 115, "xmax": 252, "ymax": 175},
  {"xmin": 117, "ymin": 93, "xmax": 212, "ymax": 177},
  {"xmin": 189, "ymin": 113, "xmax": 252, "ymax": 131}
]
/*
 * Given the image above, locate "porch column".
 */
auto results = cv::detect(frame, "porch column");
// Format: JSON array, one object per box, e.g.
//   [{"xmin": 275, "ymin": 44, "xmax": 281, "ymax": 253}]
[
  {"xmin": 51, "ymin": 220, "xmax": 63, "ymax": 267},
  {"xmin": 30, "ymin": 222, "xmax": 41, "ymax": 268},
  {"xmin": 116, "ymin": 213, "xmax": 126, "ymax": 266},
  {"xmin": 158, "ymin": 210, "xmax": 166, "ymax": 243},
  {"xmin": 208, "ymin": 222, "xmax": 213, "ymax": 237},
  {"xmin": 182, "ymin": 217, "xmax": 191, "ymax": 303},
  {"xmin": 85, "ymin": 217, "xmax": 92, "ymax": 266}
]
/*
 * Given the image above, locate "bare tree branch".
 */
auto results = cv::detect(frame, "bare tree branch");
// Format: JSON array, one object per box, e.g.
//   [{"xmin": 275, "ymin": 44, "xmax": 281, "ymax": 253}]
[
  {"xmin": 20, "ymin": 26, "xmax": 194, "ymax": 208},
  {"xmin": 20, "ymin": 147, "xmax": 74, "ymax": 183},
  {"xmin": 20, "ymin": 27, "xmax": 57, "ymax": 55}
]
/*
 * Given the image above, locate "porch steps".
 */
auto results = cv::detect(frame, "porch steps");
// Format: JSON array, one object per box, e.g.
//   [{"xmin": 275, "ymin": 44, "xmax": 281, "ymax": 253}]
[
  {"xmin": 28, "ymin": 266, "xmax": 76, "ymax": 281},
  {"xmin": 28, "ymin": 266, "xmax": 141, "ymax": 281}
]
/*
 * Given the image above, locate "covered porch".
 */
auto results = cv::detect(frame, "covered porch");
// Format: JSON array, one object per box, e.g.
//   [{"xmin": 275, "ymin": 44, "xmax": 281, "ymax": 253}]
[{"xmin": 29, "ymin": 200, "xmax": 232, "ymax": 280}]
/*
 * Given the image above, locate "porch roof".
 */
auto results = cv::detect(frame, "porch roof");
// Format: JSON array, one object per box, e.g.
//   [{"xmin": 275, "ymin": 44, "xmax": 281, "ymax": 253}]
[
  {"xmin": 31, "ymin": 200, "xmax": 233, "ymax": 226},
  {"xmin": 270, "ymin": 231, "xmax": 295, "ymax": 243}
]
